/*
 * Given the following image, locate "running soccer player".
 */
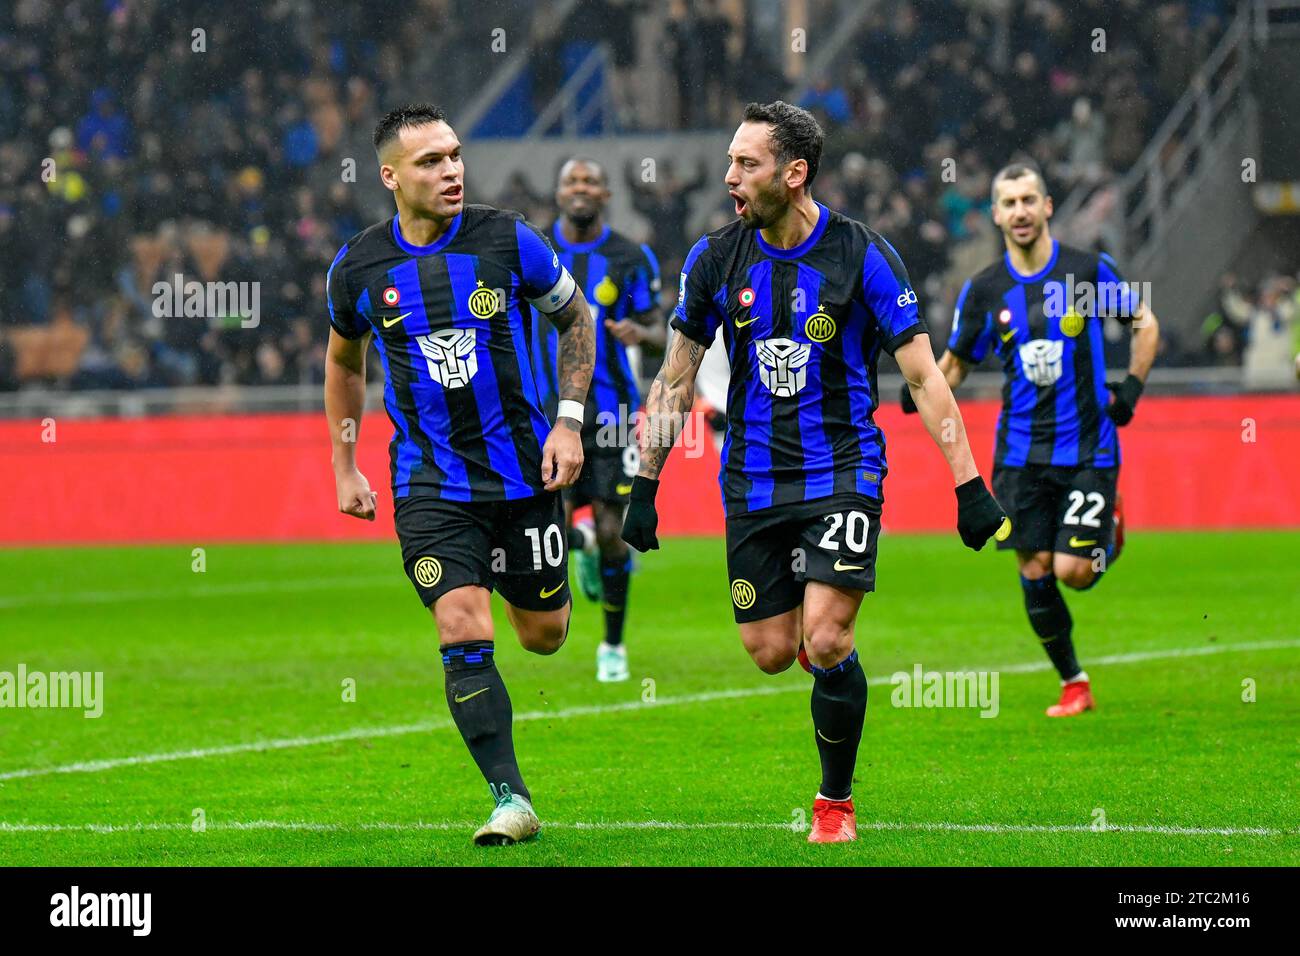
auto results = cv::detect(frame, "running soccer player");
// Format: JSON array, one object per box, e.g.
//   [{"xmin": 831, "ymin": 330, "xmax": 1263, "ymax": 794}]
[
  {"xmin": 901, "ymin": 162, "xmax": 1160, "ymax": 717},
  {"xmin": 531, "ymin": 157, "xmax": 664, "ymax": 683},
  {"xmin": 620, "ymin": 102, "xmax": 1008, "ymax": 844},
  {"xmin": 324, "ymin": 105, "xmax": 595, "ymax": 845}
]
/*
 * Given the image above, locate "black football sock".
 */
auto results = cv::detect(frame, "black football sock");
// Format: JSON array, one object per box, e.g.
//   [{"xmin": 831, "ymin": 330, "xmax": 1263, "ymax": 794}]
[
  {"xmin": 809, "ymin": 650, "xmax": 868, "ymax": 801},
  {"xmin": 1020, "ymin": 574, "xmax": 1081, "ymax": 681},
  {"xmin": 599, "ymin": 553, "xmax": 632, "ymax": 646},
  {"xmin": 441, "ymin": 641, "xmax": 530, "ymax": 803},
  {"xmin": 567, "ymin": 527, "xmax": 586, "ymax": 551}
]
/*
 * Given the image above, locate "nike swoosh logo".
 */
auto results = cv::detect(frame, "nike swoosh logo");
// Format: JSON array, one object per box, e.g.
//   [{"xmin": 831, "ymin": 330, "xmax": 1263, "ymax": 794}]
[
  {"xmin": 833, "ymin": 558, "xmax": 864, "ymax": 571},
  {"xmin": 615, "ymin": 482, "xmax": 633, "ymax": 495},
  {"xmin": 1000, "ymin": 330, "xmax": 1015, "ymax": 342},
  {"xmin": 1069, "ymin": 536, "xmax": 1097, "ymax": 547},
  {"xmin": 382, "ymin": 312, "xmax": 412, "ymax": 328},
  {"xmin": 454, "ymin": 687, "xmax": 489, "ymax": 704},
  {"xmin": 817, "ymin": 729, "xmax": 846, "ymax": 744},
  {"xmin": 735, "ymin": 315, "xmax": 757, "ymax": 328},
  {"xmin": 539, "ymin": 582, "xmax": 564, "ymax": 598}
]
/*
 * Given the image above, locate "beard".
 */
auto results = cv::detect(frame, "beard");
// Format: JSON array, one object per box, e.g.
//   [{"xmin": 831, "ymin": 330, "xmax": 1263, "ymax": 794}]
[
  {"xmin": 738, "ymin": 174, "xmax": 785, "ymax": 229},
  {"xmin": 565, "ymin": 206, "xmax": 598, "ymax": 229}
]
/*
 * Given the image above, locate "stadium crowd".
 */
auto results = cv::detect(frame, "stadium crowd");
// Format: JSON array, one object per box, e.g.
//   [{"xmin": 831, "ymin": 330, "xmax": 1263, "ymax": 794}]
[{"xmin": 2, "ymin": 0, "xmax": 1281, "ymax": 397}]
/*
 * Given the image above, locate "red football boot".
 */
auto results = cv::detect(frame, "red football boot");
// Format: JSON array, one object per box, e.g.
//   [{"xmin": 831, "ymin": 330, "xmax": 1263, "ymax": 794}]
[
  {"xmin": 1046, "ymin": 677, "xmax": 1095, "ymax": 717},
  {"xmin": 807, "ymin": 797, "xmax": 857, "ymax": 843},
  {"xmin": 797, "ymin": 640, "xmax": 813, "ymax": 674}
]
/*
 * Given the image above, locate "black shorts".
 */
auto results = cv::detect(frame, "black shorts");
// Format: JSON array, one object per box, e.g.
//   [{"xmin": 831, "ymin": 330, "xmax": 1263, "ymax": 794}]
[
  {"xmin": 991, "ymin": 464, "xmax": 1118, "ymax": 558},
  {"xmin": 393, "ymin": 492, "xmax": 570, "ymax": 610},
  {"xmin": 724, "ymin": 493, "xmax": 882, "ymax": 624},
  {"xmin": 565, "ymin": 439, "xmax": 640, "ymax": 508}
]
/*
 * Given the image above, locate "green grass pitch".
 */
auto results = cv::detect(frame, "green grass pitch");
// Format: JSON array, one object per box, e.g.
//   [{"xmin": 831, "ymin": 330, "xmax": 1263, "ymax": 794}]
[{"xmin": 1, "ymin": 530, "xmax": 1296, "ymax": 866}]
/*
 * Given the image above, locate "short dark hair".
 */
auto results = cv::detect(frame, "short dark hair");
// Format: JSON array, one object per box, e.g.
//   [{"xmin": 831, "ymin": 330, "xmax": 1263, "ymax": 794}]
[
  {"xmin": 373, "ymin": 104, "xmax": 448, "ymax": 154},
  {"xmin": 991, "ymin": 162, "xmax": 1048, "ymax": 203},
  {"xmin": 742, "ymin": 100, "xmax": 824, "ymax": 187},
  {"xmin": 557, "ymin": 155, "xmax": 607, "ymax": 187}
]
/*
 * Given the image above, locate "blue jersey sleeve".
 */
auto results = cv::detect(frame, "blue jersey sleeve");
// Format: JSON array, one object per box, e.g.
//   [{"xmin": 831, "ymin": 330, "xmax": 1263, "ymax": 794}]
[
  {"xmin": 515, "ymin": 219, "xmax": 577, "ymax": 314},
  {"xmin": 625, "ymin": 243, "xmax": 661, "ymax": 315},
  {"xmin": 1096, "ymin": 252, "xmax": 1141, "ymax": 323},
  {"xmin": 946, "ymin": 279, "xmax": 993, "ymax": 363},
  {"xmin": 670, "ymin": 236, "xmax": 723, "ymax": 345},
  {"xmin": 326, "ymin": 241, "xmax": 368, "ymax": 339},
  {"xmin": 862, "ymin": 237, "xmax": 926, "ymax": 354}
]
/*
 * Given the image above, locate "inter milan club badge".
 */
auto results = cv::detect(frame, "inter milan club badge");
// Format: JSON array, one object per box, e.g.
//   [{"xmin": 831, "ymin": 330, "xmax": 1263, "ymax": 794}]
[
  {"xmin": 805, "ymin": 305, "xmax": 836, "ymax": 342},
  {"xmin": 738, "ymin": 287, "xmax": 755, "ymax": 308},
  {"xmin": 1060, "ymin": 308, "xmax": 1085, "ymax": 337},
  {"xmin": 382, "ymin": 286, "xmax": 400, "ymax": 307}
]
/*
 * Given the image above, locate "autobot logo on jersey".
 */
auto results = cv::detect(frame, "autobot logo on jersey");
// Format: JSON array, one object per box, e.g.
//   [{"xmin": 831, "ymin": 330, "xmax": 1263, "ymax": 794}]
[
  {"xmin": 754, "ymin": 337, "xmax": 812, "ymax": 397},
  {"xmin": 896, "ymin": 287, "xmax": 918, "ymax": 308},
  {"xmin": 418, "ymin": 329, "xmax": 479, "ymax": 389},
  {"xmin": 1018, "ymin": 339, "xmax": 1064, "ymax": 387}
]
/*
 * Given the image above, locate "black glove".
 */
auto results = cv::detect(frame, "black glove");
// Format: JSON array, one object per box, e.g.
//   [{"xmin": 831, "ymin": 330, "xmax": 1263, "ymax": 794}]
[
  {"xmin": 1105, "ymin": 373, "xmax": 1144, "ymax": 426},
  {"xmin": 955, "ymin": 476, "xmax": 1008, "ymax": 551},
  {"xmin": 620, "ymin": 476, "xmax": 661, "ymax": 552},
  {"xmin": 900, "ymin": 382, "xmax": 918, "ymax": 415}
]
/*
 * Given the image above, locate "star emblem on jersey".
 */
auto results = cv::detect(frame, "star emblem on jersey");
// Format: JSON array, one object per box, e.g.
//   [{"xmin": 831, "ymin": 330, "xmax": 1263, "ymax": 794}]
[
  {"xmin": 1018, "ymin": 339, "xmax": 1064, "ymax": 387},
  {"xmin": 594, "ymin": 275, "xmax": 619, "ymax": 307},
  {"xmin": 382, "ymin": 286, "xmax": 400, "ymax": 307},
  {"xmin": 805, "ymin": 306, "xmax": 836, "ymax": 343},
  {"xmin": 467, "ymin": 282, "xmax": 499, "ymax": 319},
  {"xmin": 738, "ymin": 287, "xmax": 755, "ymax": 308},
  {"xmin": 1060, "ymin": 309, "xmax": 1085, "ymax": 338},
  {"xmin": 731, "ymin": 578, "xmax": 756, "ymax": 609},
  {"xmin": 755, "ymin": 337, "xmax": 812, "ymax": 397},
  {"xmin": 418, "ymin": 328, "xmax": 478, "ymax": 388},
  {"xmin": 413, "ymin": 556, "xmax": 442, "ymax": 588}
]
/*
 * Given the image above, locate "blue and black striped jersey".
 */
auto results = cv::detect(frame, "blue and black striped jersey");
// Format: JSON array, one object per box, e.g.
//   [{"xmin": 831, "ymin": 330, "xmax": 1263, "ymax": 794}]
[
  {"xmin": 327, "ymin": 204, "xmax": 577, "ymax": 501},
  {"xmin": 672, "ymin": 202, "xmax": 926, "ymax": 517},
  {"xmin": 947, "ymin": 239, "xmax": 1140, "ymax": 469},
  {"xmin": 530, "ymin": 222, "xmax": 661, "ymax": 426}
]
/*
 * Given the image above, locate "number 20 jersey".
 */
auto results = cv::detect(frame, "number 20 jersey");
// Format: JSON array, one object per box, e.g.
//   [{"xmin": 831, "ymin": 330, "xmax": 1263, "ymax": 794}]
[{"xmin": 671, "ymin": 202, "xmax": 927, "ymax": 517}]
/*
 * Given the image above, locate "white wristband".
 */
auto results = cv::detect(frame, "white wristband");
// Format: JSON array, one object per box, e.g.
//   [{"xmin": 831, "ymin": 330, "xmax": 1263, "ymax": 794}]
[{"xmin": 557, "ymin": 400, "xmax": 585, "ymax": 424}]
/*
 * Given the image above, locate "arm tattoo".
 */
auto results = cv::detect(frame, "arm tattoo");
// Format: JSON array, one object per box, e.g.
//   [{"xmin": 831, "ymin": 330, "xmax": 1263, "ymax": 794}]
[
  {"xmin": 639, "ymin": 332, "xmax": 705, "ymax": 478},
  {"xmin": 553, "ymin": 287, "xmax": 595, "ymax": 412}
]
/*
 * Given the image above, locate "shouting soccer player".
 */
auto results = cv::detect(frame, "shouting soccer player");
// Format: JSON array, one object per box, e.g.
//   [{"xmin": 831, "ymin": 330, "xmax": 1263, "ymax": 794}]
[
  {"xmin": 620, "ymin": 102, "xmax": 1008, "ymax": 844},
  {"xmin": 531, "ymin": 157, "xmax": 664, "ymax": 683},
  {"xmin": 324, "ymin": 105, "xmax": 595, "ymax": 845},
  {"xmin": 902, "ymin": 162, "xmax": 1160, "ymax": 717}
]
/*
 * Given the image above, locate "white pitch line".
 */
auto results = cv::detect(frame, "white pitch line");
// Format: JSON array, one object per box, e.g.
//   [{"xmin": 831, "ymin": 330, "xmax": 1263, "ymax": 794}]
[
  {"xmin": 1, "ymin": 638, "xmax": 1297, "ymax": 784},
  {"xmin": 0, "ymin": 819, "xmax": 1291, "ymax": 837},
  {"xmin": 0, "ymin": 575, "xmax": 403, "ymax": 609}
]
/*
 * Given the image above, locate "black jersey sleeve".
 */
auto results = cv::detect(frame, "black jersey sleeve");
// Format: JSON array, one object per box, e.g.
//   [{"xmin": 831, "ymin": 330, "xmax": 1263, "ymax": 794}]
[
  {"xmin": 862, "ymin": 235, "xmax": 927, "ymax": 354},
  {"xmin": 946, "ymin": 278, "xmax": 993, "ymax": 364},
  {"xmin": 669, "ymin": 235, "xmax": 723, "ymax": 346},
  {"xmin": 326, "ymin": 241, "xmax": 369, "ymax": 340}
]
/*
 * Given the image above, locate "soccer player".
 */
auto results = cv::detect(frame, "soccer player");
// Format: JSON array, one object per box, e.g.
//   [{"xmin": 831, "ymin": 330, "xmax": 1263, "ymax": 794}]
[
  {"xmin": 531, "ymin": 156, "xmax": 665, "ymax": 683},
  {"xmin": 901, "ymin": 162, "xmax": 1160, "ymax": 717},
  {"xmin": 323, "ymin": 105, "xmax": 595, "ymax": 845},
  {"xmin": 620, "ymin": 102, "xmax": 1008, "ymax": 843}
]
